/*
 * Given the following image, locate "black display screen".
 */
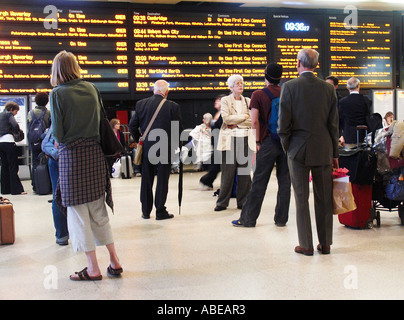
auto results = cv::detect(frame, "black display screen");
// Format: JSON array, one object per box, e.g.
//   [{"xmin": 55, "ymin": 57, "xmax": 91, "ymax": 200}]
[
  {"xmin": 0, "ymin": 3, "xmax": 129, "ymax": 95},
  {"xmin": 271, "ymin": 12, "xmax": 324, "ymax": 80},
  {"xmin": 327, "ymin": 12, "xmax": 393, "ymax": 88},
  {"xmin": 132, "ymin": 9, "xmax": 268, "ymax": 94}
]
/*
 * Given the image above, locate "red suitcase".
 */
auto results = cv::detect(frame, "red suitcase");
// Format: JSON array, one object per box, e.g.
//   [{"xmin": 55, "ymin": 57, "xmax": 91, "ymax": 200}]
[
  {"xmin": 0, "ymin": 198, "xmax": 15, "ymax": 245},
  {"xmin": 338, "ymin": 183, "xmax": 375, "ymax": 229}
]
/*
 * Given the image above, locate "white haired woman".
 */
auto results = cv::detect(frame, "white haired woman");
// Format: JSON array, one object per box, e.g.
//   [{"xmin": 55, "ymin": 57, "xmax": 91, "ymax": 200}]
[
  {"xmin": 214, "ymin": 74, "xmax": 255, "ymax": 211},
  {"xmin": 50, "ymin": 50, "xmax": 122, "ymax": 281}
]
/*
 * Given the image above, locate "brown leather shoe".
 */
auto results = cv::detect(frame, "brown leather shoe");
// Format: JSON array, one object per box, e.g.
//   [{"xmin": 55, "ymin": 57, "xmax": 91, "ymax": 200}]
[
  {"xmin": 294, "ymin": 246, "xmax": 314, "ymax": 256},
  {"xmin": 317, "ymin": 244, "xmax": 330, "ymax": 254}
]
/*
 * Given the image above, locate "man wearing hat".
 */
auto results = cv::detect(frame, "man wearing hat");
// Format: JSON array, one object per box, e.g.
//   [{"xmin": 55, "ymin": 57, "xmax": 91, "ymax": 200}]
[{"xmin": 232, "ymin": 62, "xmax": 291, "ymax": 227}]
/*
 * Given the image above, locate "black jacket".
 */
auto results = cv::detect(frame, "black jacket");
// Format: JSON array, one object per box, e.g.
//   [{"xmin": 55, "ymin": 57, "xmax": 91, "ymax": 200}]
[
  {"xmin": 129, "ymin": 94, "xmax": 182, "ymax": 163},
  {"xmin": 0, "ymin": 110, "xmax": 20, "ymax": 138},
  {"xmin": 340, "ymin": 93, "xmax": 371, "ymax": 144}
]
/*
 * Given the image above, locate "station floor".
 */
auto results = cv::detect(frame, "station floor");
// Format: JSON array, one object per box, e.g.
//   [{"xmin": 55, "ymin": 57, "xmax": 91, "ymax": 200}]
[{"xmin": 1, "ymin": 169, "xmax": 404, "ymax": 300}]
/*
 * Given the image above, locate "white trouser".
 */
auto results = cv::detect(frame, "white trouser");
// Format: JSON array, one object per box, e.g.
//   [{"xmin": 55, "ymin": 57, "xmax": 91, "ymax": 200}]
[{"xmin": 67, "ymin": 196, "xmax": 114, "ymax": 252}]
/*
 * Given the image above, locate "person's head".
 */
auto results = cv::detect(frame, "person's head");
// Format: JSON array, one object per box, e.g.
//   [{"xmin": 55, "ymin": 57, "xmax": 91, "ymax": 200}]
[
  {"xmin": 346, "ymin": 77, "xmax": 360, "ymax": 91},
  {"xmin": 110, "ymin": 118, "xmax": 121, "ymax": 131},
  {"xmin": 35, "ymin": 92, "xmax": 49, "ymax": 107},
  {"xmin": 297, "ymin": 48, "xmax": 319, "ymax": 74},
  {"xmin": 384, "ymin": 111, "xmax": 394, "ymax": 125},
  {"xmin": 202, "ymin": 113, "xmax": 212, "ymax": 126},
  {"xmin": 265, "ymin": 62, "xmax": 283, "ymax": 85},
  {"xmin": 5, "ymin": 101, "xmax": 20, "ymax": 115},
  {"xmin": 153, "ymin": 80, "xmax": 169, "ymax": 97},
  {"xmin": 326, "ymin": 75, "xmax": 339, "ymax": 89},
  {"xmin": 227, "ymin": 74, "xmax": 244, "ymax": 96},
  {"xmin": 50, "ymin": 50, "xmax": 81, "ymax": 87},
  {"xmin": 214, "ymin": 94, "xmax": 225, "ymax": 111}
]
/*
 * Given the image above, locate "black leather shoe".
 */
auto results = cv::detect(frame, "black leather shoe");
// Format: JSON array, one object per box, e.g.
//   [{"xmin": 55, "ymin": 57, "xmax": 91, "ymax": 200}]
[
  {"xmin": 141, "ymin": 214, "xmax": 150, "ymax": 219},
  {"xmin": 156, "ymin": 213, "xmax": 174, "ymax": 220},
  {"xmin": 214, "ymin": 206, "xmax": 226, "ymax": 211}
]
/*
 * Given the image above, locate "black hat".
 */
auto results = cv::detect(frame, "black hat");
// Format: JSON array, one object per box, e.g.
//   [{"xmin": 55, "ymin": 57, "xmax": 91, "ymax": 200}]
[{"xmin": 265, "ymin": 63, "xmax": 283, "ymax": 83}]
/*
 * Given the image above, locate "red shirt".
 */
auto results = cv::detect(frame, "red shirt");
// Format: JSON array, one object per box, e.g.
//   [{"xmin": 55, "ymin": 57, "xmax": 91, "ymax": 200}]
[{"xmin": 249, "ymin": 84, "xmax": 281, "ymax": 143}]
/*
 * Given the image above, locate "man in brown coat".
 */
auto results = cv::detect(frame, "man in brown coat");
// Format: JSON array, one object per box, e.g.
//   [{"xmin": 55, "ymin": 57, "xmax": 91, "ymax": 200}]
[{"xmin": 278, "ymin": 48, "xmax": 339, "ymax": 255}]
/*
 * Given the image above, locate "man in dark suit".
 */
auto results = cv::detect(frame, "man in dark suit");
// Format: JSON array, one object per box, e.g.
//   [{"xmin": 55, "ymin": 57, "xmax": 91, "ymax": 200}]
[
  {"xmin": 339, "ymin": 77, "xmax": 371, "ymax": 145},
  {"xmin": 129, "ymin": 80, "xmax": 182, "ymax": 220},
  {"xmin": 278, "ymin": 48, "xmax": 339, "ymax": 255}
]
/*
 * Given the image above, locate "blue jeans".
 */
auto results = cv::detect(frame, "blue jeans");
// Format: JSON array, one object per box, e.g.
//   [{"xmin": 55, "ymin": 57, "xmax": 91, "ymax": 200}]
[{"xmin": 48, "ymin": 157, "xmax": 69, "ymax": 242}]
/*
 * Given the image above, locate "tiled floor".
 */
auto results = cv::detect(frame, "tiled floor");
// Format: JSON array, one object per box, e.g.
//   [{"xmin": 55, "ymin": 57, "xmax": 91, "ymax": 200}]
[{"xmin": 1, "ymin": 170, "xmax": 404, "ymax": 300}]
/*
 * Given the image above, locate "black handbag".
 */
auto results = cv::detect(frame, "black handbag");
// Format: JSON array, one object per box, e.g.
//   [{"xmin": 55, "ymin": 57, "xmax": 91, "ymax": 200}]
[
  {"xmin": 13, "ymin": 129, "xmax": 24, "ymax": 142},
  {"xmin": 99, "ymin": 105, "xmax": 123, "ymax": 157}
]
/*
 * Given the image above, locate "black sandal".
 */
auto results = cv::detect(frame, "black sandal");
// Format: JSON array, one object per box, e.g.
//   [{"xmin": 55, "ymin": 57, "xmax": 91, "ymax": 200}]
[
  {"xmin": 70, "ymin": 267, "xmax": 102, "ymax": 281},
  {"xmin": 107, "ymin": 265, "xmax": 123, "ymax": 276}
]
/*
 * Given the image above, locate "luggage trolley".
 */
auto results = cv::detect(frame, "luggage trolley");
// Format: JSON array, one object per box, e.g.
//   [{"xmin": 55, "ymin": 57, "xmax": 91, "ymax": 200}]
[{"xmin": 338, "ymin": 125, "xmax": 378, "ymax": 229}]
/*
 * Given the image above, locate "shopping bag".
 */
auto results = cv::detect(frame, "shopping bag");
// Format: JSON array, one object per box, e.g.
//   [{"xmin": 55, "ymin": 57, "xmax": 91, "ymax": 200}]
[
  {"xmin": 133, "ymin": 142, "xmax": 143, "ymax": 166},
  {"xmin": 111, "ymin": 159, "xmax": 121, "ymax": 178},
  {"xmin": 333, "ymin": 169, "xmax": 357, "ymax": 215}
]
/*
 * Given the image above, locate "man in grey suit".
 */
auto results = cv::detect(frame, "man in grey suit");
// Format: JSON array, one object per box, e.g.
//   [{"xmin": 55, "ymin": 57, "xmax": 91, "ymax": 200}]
[{"xmin": 278, "ymin": 48, "xmax": 339, "ymax": 255}]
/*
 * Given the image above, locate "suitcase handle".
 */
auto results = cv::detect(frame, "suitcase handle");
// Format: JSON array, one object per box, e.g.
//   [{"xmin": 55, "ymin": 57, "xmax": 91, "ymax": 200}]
[{"xmin": 356, "ymin": 125, "xmax": 368, "ymax": 148}]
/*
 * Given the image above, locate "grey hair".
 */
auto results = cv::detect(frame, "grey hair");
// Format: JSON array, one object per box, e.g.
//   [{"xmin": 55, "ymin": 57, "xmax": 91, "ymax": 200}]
[
  {"xmin": 227, "ymin": 74, "xmax": 243, "ymax": 89},
  {"xmin": 153, "ymin": 79, "xmax": 169, "ymax": 95},
  {"xmin": 203, "ymin": 113, "xmax": 212, "ymax": 123},
  {"xmin": 346, "ymin": 77, "xmax": 360, "ymax": 90},
  {"xmin": 297, "ymin": 48, "xmax": 319, "ymax": 69}
]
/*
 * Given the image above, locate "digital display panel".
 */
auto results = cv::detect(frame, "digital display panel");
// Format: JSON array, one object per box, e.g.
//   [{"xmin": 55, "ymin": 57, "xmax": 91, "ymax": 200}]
[
  {"xmin": 132, "ymin": 9, "xmax": 268, "ymax": 94},
  {"xmin": 271, "ymin": 13, "xmax": 324, "ymax": 80},
  {"xmin": 0, "ymin": 4, "xmax": 129, "ymax": 95},
  {"xmin": 0, "ymin": 2, "xmax": 398, "ymax": 98},
  {"xmin": 327, "ymin": 13, "xmax": 393, "ymax": 88}
]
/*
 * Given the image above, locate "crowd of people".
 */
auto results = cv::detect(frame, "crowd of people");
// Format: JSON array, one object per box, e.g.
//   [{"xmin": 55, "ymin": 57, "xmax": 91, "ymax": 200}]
[{"xmin": 0, "ymin": 47, "xmax": 398, "ymax": 280}]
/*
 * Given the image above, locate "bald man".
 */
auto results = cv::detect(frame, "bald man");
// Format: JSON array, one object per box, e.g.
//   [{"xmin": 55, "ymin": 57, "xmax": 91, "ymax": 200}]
[{"xmin": 129, "ymin": 80, "xmax": 182, "ymax": 220}]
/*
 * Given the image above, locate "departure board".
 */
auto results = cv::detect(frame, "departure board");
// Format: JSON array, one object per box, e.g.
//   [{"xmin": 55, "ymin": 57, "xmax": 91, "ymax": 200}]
[
  {"xmin": 0, "ymin": 4, "xmax": 129, "ymax": 95},
  {"xmin": 132, "ymin": 10, "xmax": 268, "ymax": 93},
  {"xmin": 327, "ymin": 13, "xmax": 393, "ymax": 88},
  {"xmin": 271, "ymin": 13, "xmax": 324, "ymax": 80}
]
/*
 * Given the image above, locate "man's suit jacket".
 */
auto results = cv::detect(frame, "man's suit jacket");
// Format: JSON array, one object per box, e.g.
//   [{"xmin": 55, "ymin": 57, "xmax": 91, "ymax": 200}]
[
  {"xmin": 339, "ymin": 93, "xmax": 371, "ymax": 144},
  {"xmin": 129, "ymin": 94, "xmax": 182, "ymax": 163},
  {"xmin": 278, "ymin": 72, "xmax": 339, "ymax": 166}
]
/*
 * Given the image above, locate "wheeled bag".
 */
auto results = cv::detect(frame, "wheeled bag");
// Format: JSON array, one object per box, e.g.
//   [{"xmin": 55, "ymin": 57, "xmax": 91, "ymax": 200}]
[
  {"xmin": 120, "ymin": 154, "xmax": 133, "ymax": 179},
  {"xmin": 338, "ymin": 183, "xmax": 375, "ymax": 229},
  {"xmin": 339, "ymin": 125, "xmax": 377, "ymax": 185},
  {"xmin": 0, "ymin": 198, "xmax": 15, "ymax": 245},
  {"xmin": 34, "ymin": 162, "xmax": 52, "ymax": 195}
]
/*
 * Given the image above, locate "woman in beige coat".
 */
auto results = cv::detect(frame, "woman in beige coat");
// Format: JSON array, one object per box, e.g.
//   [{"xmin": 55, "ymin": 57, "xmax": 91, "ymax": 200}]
[{"xmin": 214, "ymin": 74, "xmax": 255, "ymax": 211}]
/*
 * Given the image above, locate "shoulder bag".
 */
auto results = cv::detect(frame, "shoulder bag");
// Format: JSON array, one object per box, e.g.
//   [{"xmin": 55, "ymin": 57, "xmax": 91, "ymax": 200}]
[{"xmin": 134, "ymin": 98, "xmax": 166, "ymax": 166}]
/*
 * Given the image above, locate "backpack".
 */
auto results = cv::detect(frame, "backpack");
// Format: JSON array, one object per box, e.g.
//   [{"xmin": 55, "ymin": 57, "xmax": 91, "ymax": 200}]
[
  {"xmin": 261, "ymin": 87, "xmax": 281, "ymax": 144},
  {"xmin": 28, "ymin": 109, "xmax": 47, "ymax": 152}
]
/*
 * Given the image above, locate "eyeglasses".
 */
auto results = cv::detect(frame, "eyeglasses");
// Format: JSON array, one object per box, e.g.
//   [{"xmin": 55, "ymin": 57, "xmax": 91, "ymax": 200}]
[{"xmin": 234, "ymin": 81, "xmax": 243, "ymax": 86}]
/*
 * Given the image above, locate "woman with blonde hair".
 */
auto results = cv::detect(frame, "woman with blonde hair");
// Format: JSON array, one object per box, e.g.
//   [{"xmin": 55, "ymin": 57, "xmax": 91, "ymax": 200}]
[{"xmin": 50, "ymin": 50, "xmax": 122, "ymax": 280}]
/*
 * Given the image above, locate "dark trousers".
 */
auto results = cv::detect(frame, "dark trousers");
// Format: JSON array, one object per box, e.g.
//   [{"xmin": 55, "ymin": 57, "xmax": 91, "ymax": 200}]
[
  {"xmin": 287, "ymin": 157, "xmax": 333, "ymax": 249},
  {"xmin": 0, "ymin": 142, "xmax": 24, "ymax": 195},
  {"xmin": 48, "ymin": 157, "xmax": 69, "ymax": 241},
  {"xmin": 239, "ymin": 137, "xmax": 291, "ymax": 226},
  {"xmin": 140, "ymin": 160, "xmax": 171, "ymax": 218},
  {"xmin": 216, "ymin": 137, "xmax": 252, "ymax": 208}
]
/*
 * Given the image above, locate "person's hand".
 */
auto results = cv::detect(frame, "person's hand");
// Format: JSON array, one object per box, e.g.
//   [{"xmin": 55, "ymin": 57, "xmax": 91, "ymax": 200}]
[
  {"xmin": 332, "ymin": 158, "xmax": 339, "ymax": 170},
  {"xmin": 227, "ymin": 124, "xmax": 237, "ymax": 129}
]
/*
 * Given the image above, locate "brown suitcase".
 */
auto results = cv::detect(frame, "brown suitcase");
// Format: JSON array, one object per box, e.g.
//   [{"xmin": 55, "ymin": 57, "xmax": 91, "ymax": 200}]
[{"xmin": 0, "ymin": 198, "xmax": 15, "ymax": 245}]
